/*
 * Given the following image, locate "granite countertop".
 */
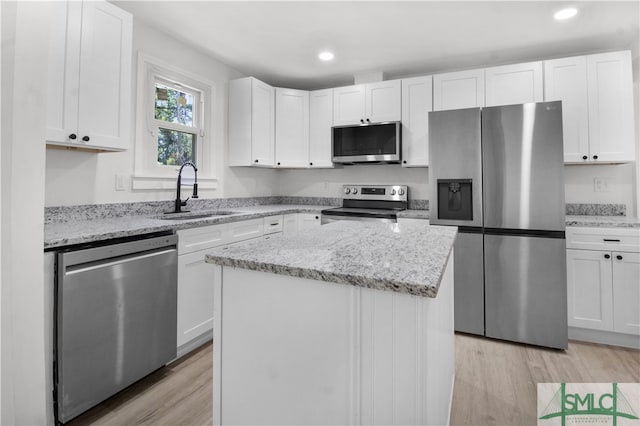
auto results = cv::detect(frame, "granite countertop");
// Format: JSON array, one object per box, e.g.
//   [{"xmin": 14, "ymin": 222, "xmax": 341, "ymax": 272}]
[
  {"xmin": 44, "ymin": 205, "xmax": 326, "ymax": 249},
  {"xmin": 205, "ymin": 221, "xmax": 457, "ymax": 298},
  {"xmin": 565, "ymin": 215, "xmax": 640, "ymax": 228}
]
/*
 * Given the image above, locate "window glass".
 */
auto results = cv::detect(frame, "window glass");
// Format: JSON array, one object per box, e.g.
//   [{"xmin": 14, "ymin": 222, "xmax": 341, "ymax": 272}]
[
  {"xmin": 157, "ymin": 128, "xmax": 196, "ymax": 166},
  {"xmin": 154, "ymin": 82, "xmax": 195, "ymax": 127}
]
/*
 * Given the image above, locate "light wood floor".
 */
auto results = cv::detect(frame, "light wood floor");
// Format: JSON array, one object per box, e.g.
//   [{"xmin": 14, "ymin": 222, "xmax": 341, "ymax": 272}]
[{"xmin": 68, "ymin": 334, "xmax": 639, "ymax": 426}]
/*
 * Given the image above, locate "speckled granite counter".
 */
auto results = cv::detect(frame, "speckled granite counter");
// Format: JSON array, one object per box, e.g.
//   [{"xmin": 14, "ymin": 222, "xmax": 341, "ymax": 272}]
[
  {"xmin": 205, "ymin": 220, "xmax": 456, "ymax": 298},
  {"xmin": 565, "ymin": 215, "xmax": 640, "ymax": 228},
  {"xmin": 397, "ymin": 209, "xmax": 430, "ymax": 220},
  {"xmin": 44, "ymin": 205, "xmax": 326, "ymax": 249}
]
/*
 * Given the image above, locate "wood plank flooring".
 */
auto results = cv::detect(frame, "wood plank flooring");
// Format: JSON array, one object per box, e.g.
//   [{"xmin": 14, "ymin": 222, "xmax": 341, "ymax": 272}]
[
  {"xmin": 449, "ymin": 334, "xmax": 640, "ymax": 425},
  {"xmin": 67, "ymin": 334, "xmax": 639, "ymax": 426},
  {"xmin": 67, "ymin": 343, "xmax": 213, "ymax": 426}
]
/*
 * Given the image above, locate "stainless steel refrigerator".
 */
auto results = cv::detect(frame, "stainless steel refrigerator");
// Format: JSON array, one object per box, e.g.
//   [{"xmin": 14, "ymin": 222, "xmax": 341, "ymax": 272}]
[{"xmin": 429, "ymin": 102, "xmax": 568, "ymax": 349}]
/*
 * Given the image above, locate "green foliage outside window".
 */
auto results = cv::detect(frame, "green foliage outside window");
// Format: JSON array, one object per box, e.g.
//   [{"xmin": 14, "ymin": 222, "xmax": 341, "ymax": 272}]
[{"xmin": 155, "ymin": 83, "xmax": 196, "ymax": 165}]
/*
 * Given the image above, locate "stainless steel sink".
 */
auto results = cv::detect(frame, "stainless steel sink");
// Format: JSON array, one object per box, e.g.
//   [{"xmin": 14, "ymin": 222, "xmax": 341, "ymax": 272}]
[{"xmin": 159, "ymin": 211, "xmax": 237, "ymax": 220}]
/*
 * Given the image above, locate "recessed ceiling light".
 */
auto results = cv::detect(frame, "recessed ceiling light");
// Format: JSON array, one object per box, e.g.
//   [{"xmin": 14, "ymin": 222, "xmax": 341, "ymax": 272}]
[
  {"xmin": 318, "ymin": 51, "xmax": 334, "ymax": 61},
  {"xmin": 554, "ymin": 7, "xmax": 578, "ymax": 20}
]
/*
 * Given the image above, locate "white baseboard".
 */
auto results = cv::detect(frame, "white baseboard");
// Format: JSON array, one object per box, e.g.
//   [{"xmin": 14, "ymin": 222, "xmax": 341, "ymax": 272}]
[
  {"xmin": 175, "ymin": 330, "xmax": 213, "ymax": 359},
  {"xmin": 568, "ymin": 327, "xmax": 640, "ymax": 349}
]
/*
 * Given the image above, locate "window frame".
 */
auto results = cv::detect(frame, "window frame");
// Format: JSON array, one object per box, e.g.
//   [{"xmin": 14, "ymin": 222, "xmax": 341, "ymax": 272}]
[{"xmin": 133, "ymin": 53, "xmax": 218, "ymax": 191}]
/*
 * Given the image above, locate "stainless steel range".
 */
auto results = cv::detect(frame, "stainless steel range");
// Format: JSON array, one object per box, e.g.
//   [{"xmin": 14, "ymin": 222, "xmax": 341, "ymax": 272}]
[{"xmin": 321, "ymin": 185, "xmax": 408, "ymax": 224}]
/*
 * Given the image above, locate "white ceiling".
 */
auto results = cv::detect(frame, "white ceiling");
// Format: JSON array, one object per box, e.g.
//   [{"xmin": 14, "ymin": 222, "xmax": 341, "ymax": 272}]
[{"xmin": 113, "ymin": 1, "xmax": 640, "ymax": 90}]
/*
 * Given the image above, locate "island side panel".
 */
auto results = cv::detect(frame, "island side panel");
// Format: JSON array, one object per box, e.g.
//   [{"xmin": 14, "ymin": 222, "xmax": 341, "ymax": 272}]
[
  {"xmin": 217, "ymin": 267, "xmax": 357, "ymax": 426},
  {"xmin": 424, "ymin": 252, "xmax": 455, "ymax": 425},
  {"xmin": 213, "ymin": 251, "xmax": 455, "ymax": 426}
]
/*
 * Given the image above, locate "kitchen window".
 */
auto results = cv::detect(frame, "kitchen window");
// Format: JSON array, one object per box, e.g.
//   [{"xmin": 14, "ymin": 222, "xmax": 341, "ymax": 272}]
[
  {"xmin": 153, "ymin": 79, "xmax": 201, "ymax": 166},
  {"xmin": 133, "ymin": 53, "xmax": 217, "ymax": 190}
]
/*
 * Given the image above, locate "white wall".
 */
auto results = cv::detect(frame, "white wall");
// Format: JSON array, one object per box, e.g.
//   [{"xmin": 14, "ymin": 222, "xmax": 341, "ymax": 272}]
[
  {"xmin": 278, "ymin": 165, "xmax": 429, "ymax": 200},
  {"xmin": 1, "ymin": 2, "xmax": 50, "ymax": 424},
  {"xmin": 44, "ymin": 18, "xmax": 278, "ymax": 207}
]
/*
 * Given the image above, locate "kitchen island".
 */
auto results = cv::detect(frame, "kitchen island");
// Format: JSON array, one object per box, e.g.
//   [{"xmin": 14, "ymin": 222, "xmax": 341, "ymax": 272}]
[{"xmin": 205, "ymin": 221, "xmax": 457, "ymax": 426}]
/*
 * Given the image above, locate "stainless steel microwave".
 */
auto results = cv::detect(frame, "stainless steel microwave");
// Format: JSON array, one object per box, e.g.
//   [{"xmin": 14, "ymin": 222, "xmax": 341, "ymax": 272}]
[{"xmin": 332, "ymin": 121, "xmax": 401, "ymax": 164}]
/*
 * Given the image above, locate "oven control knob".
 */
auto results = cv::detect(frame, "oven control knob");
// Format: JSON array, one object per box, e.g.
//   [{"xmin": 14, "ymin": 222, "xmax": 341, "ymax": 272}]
[
  {"xmin": 344, "ymin": 187, "xmax": 351, "ymax": 194},
  {"xmin": 390, "ymin": 189, "xmax": 397, "ymax": 195},
  {"xmin": 351, "ymin": 187, "xmax": 358, "ymax": 194},
  {"xmin": 398, "ymin": 188, "xmax": 405, "ymax": 196}
]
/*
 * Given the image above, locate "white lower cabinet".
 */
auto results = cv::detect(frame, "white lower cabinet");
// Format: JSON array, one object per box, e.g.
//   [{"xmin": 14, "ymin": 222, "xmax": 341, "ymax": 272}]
[
  {"xmin": 177, "ymin": 249, "xmax": 216, "ymax": 349},
  {"xmin": 298, "ymin": 213, "xmax": 322, "ymax": 230},
  {"xmin": 283, "ymin": 213, "xmax": 322, "ymax": 233},
  {"xmin": 566, "ymin": 227, "xmax": 640, "ymax": 348}
]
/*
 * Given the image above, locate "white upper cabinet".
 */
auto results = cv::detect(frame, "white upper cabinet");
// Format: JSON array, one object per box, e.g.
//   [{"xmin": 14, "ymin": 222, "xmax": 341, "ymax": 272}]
[
  {"xmin": 433, "ymin": 69, "xmax": 485, "ymax": 111},
  {"xmin": 544, "ymin": 51, "xmax": 635, "ymax": 163},
  {"xmin": 47, "ymin": 1, "xmax": 132, "ymax": 152},
  {"xmin": 308, "ymin": 89, "xmax": 334, "ymax": 168},
  {"xmin": 333, "ymin": 80, "xmax": 401, "ymax": 125},
  {"xmin": 544, "ymin": 56, "xmax": 590, "ymax": 163},
  {"xmin": 485, "ymin": 61, "xmax": 543, "ymax": 107},
  {"xmin": 586, "ymin": 51, "xmax": 636, "ymax": 163},
  {"xmin": 401, "ymin": 76, "xmax": 432, "ymax": 167},
  {"xmin": 229, "ymin": 77, "xmax": 275, "ymax": 167},
  {"xmin": 275, "ymin": 88, "xmax": 309, "ymax": 168}
]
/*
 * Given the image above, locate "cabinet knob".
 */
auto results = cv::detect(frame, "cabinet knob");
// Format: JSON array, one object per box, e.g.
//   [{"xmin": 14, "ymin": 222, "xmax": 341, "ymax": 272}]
[
  {"xmin": 360, "ymin": 119, "xmax": 364, "ymax": 124},
  {"xmin": 277, "ymin": 162, "xmax": 281, "ymax": 166},
  {"xmin": 82, "ymin": 136, "xmax": 90, "ymax": 142},
  {"xmin": 315, "ymin": 216, "xmax": 319, "ymax": 220},
  {"xmin": 593, "ymin": 155, "xmax": 598, "ymax": 160},
  {"xmin": 582, "ymin": 155, "xmax": 588, "ymax": 160},
  {"xmin": 403, "ymin": 160, "xmax": 407, "ymax": 164},
  {"xmin": 309, "ymin": 162, "xmax": 313, "ymax": 166},
  {"xmin": 69, "ymin": 133, "xmax": 77, "ymax": 140},
  {"xmin": 617, "ymin": 255, "xmax": 623, "ymax": 260},
  {"xmin": 604, "ymin": 254, "xmax": 611, "ymax": 259},
  {"xmin": 366, "ymin": 118, "xmax": 370, "ymax": 123},
  {"xmin": 254, "ymin": 159, "xmax": 259, "ymax": 163}
]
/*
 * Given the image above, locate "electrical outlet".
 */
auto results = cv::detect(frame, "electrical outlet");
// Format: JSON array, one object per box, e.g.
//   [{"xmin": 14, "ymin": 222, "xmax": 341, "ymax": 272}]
[
  {"xmin": 594, "ymin": 177, "xmax": 610, "ymax": 192},
  {"xmin": 115, "ymin": 174, "xmax": 126, "ymax": 191}
]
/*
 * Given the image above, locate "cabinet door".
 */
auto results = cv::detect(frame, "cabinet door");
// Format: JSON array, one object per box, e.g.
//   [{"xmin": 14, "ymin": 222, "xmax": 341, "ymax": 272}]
[
  {"xmin": 612, "ymin": 252, "xmax": 640, "ymax": 335},
  {"xmin": 251, "ymin": 78, "xmax": 275, "ymax": 167},
  {"xmin": 433, "ymin": 69, "xmax": 485, "ymax": 111},
  {"xmin": 401, "ymin": 76, "xmax": 432, "ymax": 167},
  {"xmin": 177, "ymin": 250, "xmax": 214, "ymax": 347},
  {"xmin": 228, "ymin": 78, "xmax": 253, "ymax": 166},
  {"xmin": 566, "ymin": 249, "xmax": 614, "ymax": 331},
  {"xmin": 298, "ymin": 213, "xmax": 321, "ymax": 230},
  {"xmin": 46, "ymin": 1, "xmax": 82, "ymax": 145},
  {"xmin": 282, "ymin": 214, "xmax": 299, "ymax": 234},
  {"xmin": 365, "ymin": 80, "xmax": 401, "ymax": 123},
  {"xmin": 485, "ymin": 61, "xmax": 543, "ymax": 107},
  {"xmin": 333, "ymin": 85, "xmax": 366, "ymax": 126},
  {"xmin": 544, "ymin": 56, "xmax": 590, "ymax": 163},
  {"xmin": 275, "ymin": 88, "xmax": 309, "ymax": 168},
  {"xmin": 587, "ymin": 51, "xmax": 636, "ymax": 162},
  {"xmin": 77, "ymin": 1, "xmax": 132, "ymax": 151},
  {"xmin": 309, "ymin": 89, "xmax": 334, "ymax": 168}
]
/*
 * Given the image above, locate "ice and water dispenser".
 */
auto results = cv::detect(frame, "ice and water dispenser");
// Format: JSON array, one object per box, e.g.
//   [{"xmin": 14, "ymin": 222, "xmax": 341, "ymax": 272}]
[{"xmin": 437, "ymin": 179, "xmax": 473, "ymax": 221}]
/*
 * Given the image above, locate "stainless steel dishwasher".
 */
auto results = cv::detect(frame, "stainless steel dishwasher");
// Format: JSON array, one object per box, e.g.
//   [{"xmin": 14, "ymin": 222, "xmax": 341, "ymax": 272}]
[{"xmin": 55, "ymin": 233, "xmax": 178, "ymax": 423}]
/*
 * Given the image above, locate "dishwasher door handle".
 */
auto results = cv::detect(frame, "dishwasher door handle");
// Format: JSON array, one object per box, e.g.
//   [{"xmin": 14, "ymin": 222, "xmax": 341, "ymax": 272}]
[{"xmin": 64, "ymin": 248, "xmax": 177, "ymax": 275}]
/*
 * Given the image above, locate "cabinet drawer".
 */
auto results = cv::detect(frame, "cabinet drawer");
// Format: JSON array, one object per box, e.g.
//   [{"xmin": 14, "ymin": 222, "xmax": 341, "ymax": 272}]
[
  {"xmin": 177, "ymin": 224, "xmax": 228, "ymax": 255},
  {"xmin": 228, "ymin": 218, "xmax": 264, "ymax": 243},
  {"xmin": 263, "ymin": 215, "xmax": 283, "ymax": 235},
  {"xmin": 566, "ymin": 227, "xmax": 640, "ymax": 252}
]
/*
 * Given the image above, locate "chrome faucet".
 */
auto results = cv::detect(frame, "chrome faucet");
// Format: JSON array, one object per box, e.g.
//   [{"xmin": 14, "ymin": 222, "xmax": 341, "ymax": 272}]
[{"xmin": 173, "ymin": 161, "xmax": 199, "ymax": 213}]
